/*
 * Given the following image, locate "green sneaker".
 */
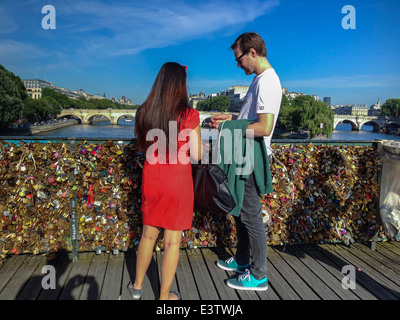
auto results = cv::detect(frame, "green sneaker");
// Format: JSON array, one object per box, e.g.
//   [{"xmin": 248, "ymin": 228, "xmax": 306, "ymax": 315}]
[
  {"xmin": 227, "ymin": 269, "xmax": 268, "ymax": 291},
  {"xmin": 217, "ymin": 256, "xmax": 249, "ymax": 273}
]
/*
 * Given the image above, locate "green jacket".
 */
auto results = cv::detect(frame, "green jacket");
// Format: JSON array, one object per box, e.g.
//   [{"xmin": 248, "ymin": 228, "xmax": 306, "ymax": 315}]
[{"xmin": 217, "ymin": 119, "xmax": 273, "ymax": 217}]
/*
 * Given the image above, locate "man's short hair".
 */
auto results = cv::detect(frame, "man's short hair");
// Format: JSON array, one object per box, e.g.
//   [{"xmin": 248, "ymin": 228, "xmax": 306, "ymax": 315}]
[{"xmin": 230, "ymin": 32, "xmax": 267, "ymax": 57}]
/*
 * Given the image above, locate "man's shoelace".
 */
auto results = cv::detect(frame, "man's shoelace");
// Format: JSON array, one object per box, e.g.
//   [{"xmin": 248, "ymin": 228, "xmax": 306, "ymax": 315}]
[
  {"xmin": 225, "ymin": 257, "xmax": 235, "ymax": 264},
  {"xmin": 238, "ymin": 269, "xmax": 251, "ymax": 282}
]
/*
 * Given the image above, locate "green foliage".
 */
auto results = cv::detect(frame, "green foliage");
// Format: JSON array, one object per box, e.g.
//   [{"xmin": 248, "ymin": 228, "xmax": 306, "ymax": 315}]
[
  {"xmin": 22, "ymin": 90, "xmax": 63, "ymax": 123},
  {"xmin": 277, "ymin": 94, "xmax": 301, "ymax": 131},
  {"xmin": 85, "ymin": 98, "xmax": 121, "ymax": 109},
  {"xmin": 196, "ymin": 95, "xmax": 230, "ymax": 112},
  {"xmin": 380, "ymin": 98, "xmax": 400, "ymax": 117},
  {"xmin": 42, "ymin": 87, "xmax": 71, "ymax": 108},
  {"xmin": 0, "ymin": 65, "xmax": 25, "ymax": 127},
  {"xmin": 277, "ymin": 94, "xmax": 334, "ymax": 138},
  {"xmin": 0, "ymin": 65, "xmax": 134, "ymax": 125},
  {"xmin": 23, "ymin": 88, "xmax": 129, "ymax": 122},
  {"xmin": 41, "ymin": 88, "xmax": 126, "ymax": 110}
]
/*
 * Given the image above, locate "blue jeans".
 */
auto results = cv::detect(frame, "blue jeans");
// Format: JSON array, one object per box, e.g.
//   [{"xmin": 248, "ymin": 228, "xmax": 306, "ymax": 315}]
[{"xmin": 234, "ymin": 173, "xmax": 268, "ymax": 280}]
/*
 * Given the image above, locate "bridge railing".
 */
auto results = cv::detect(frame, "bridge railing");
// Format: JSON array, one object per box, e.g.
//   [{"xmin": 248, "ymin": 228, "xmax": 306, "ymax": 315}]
[{"xmin": 0, "ymin": 136, "xmax": 387, "ymax": 259}]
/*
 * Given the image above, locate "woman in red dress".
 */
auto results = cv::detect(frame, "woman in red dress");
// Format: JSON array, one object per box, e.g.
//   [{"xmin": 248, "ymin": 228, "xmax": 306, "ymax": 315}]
[{"xmin": 129, "ymin": 62, "xmax": 203, "ymax": 300}]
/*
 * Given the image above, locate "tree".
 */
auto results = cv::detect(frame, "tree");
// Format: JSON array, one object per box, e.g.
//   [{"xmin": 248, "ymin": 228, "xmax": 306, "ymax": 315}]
[
  {"xmin": 22, "ymin": 97, "xmax": 42, "ymax": 123},
  {"xmin": 298, "ymin": 97, "xmax": 334, "ymax": 138},
  {"xmin": 41, "ymin": 87, "xmax": 127, "ymax": 110},
  {"xmin": 22, "ymin": 96, "xmax": 62, "ymax": 123},
  {"xmin": 197, "ymin": 95, "xmax": 230, "ymax": 112},
  {"xmin": 277, "ymin": 94, "xmax": 334, "ymax": 138},
  {"xmin": 41, "ymin": 96, "xmax": 62, "ymax": 118},
  {"xmin": 277, "ymin": 94, "xmax": 302, "ymax": 131},
  {"xmin": 197, "ymin": 99, "xmax": 211, "ymax": 111},
  {"xmin": 42, "ymin": 87, "xmax": 71, "ymax": 108},
  {"xmin": 380, "ymin": 98, "xmax": 400, "ymax": 117},
  {"xmin": 0, "ymin": 65, "xmax": 25, "ymax": 127},
  {"xmin": 210, "ymin": 95, "xmax": 230, "ymax": 112}
]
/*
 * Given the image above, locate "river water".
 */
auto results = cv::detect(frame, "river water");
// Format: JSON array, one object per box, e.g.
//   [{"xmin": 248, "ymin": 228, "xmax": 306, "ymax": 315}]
[{"xmin": 31, "ymin": 119, "xmax": 400, "ymax": 142}]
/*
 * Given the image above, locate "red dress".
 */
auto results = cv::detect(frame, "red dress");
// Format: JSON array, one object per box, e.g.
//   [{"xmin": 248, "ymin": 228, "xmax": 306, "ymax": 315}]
[{"xmin": 141, "ymin": 108, "xmax": 200, "ymax": 230}]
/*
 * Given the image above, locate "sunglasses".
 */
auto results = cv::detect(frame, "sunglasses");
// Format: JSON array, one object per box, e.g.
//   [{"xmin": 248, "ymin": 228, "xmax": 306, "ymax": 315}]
[{"xmin": 235, "ymin": 49, "xmax": 250, "ymax": 62}]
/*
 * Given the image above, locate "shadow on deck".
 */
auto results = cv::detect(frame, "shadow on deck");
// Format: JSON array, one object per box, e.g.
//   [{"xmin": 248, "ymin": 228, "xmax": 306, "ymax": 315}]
[{"xmin": 0, "ymin": 242, "xmax": 399, "ymax": 301}]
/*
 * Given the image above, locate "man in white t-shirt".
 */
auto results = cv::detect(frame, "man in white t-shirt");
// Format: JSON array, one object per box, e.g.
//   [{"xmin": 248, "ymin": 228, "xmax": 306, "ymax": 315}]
[{"xmin": 211, "ymin": 32, "xmax": 281, "ymax": 291}]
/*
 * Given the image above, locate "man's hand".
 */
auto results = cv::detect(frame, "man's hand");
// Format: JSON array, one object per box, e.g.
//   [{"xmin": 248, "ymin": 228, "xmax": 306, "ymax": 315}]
[{"xmin": 209, "ymin": 113, "xmax": 233, "ymax": 129}]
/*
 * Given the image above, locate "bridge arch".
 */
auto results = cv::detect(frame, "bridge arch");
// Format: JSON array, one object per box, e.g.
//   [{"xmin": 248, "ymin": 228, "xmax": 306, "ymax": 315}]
[
  {"xmin": 386, "ymin": 120, "xmax": 400, "ymax": 128},
  {"xmin": 87, "ymin": 115, "xmax": 111, "ymax": 124},
  {"xmin": 114, "ymin": 114, "xmax": 135, "ymax": 123},
  {"xmin": 385, "ymin": 121, "xmax": 400, "ymax": 133},
  {"xmin": 359, "ymin": 120, "xmax": 381, "ymax": 132},
  {"xmin": 334, "ymin": 119, "xmax": 358, "ymax": 131},
  {"xmin": 58, "ymin": 113, "xmax": 83, "ymax": 124}
]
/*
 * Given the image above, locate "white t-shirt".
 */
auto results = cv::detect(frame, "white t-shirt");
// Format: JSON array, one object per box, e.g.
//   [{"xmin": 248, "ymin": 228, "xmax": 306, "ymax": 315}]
[{"xmin": 237, "ymin": 68, "xmax": 282, "ymax": 155}]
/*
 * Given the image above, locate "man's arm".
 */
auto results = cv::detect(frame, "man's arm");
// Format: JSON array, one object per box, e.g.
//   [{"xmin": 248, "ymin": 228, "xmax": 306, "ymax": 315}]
[
  {"xmin": 211, "ymin": 113, "xmax": 274, "ymax": 137},
  {"xmin": 246, "ymin": 113, "xmax": 275, "ymax": 137}
]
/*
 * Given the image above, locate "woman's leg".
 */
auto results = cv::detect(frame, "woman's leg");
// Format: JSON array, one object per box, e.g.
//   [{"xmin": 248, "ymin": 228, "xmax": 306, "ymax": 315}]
[
  {"xmin": 159, "ymin": 229, "xmax": 182, "ymax": 300},
  {"xmin": 132, "ymin": 225, "xmax": 160, "ymax": 290}
]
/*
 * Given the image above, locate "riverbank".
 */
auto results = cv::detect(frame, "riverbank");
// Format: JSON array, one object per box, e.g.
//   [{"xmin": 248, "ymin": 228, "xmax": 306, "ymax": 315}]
[
  {"xmin": 272, "ymin": 130, "xmax": 309, "ymax": 139},
  {"xmin": 0, "ymin": 120, "xmax": 79, "ymax": 136}
]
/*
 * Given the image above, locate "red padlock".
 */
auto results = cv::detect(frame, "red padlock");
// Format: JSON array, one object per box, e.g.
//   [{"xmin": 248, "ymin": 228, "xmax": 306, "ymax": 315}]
[{"xmin": 48, "ymin": 176, "xmax": 57, "ymax": 186}]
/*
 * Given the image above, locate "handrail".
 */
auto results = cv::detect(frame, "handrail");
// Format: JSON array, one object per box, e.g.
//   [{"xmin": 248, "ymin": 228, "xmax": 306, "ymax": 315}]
[{"xmin": 0, "ymin": 135, "xmax": 383, "ymax": 145}]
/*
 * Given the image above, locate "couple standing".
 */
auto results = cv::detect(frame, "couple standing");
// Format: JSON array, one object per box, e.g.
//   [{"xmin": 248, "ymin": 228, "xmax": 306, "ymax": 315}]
[{"xmin": 128, "ymin": 32, "xmax": 282, "ymax": 300}]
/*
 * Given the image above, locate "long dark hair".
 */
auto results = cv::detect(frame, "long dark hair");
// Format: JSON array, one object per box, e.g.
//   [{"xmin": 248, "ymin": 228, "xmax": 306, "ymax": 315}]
[{"xmin": 135, "ymin": 62, "xmax": 190, "ymax": 155}]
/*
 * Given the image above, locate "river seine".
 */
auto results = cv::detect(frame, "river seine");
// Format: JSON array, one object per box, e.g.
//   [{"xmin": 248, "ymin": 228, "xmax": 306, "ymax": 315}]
[{"xmin": 33, "ymin": 119, "xmax": 400, "ymax": 142}]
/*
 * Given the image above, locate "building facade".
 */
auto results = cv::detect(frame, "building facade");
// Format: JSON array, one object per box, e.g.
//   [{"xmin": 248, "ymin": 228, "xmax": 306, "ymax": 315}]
[
  {"xmin": 188, "ymin": 91, "xmax": 207, "ymax": 109},
  {"xmin": 22, "ymin": 78, "xmax": 133, "ymax": 105},
  {"xmin": 282, "ymin": 87, "xmax": 305, "ymax": 100},
  {"xmin": 22, "ymin": 79, "xmax": 53, "ymax": 99},
  {"xmin": 222, "ymin": 85, "xmax": 249, "ymax": 112}
]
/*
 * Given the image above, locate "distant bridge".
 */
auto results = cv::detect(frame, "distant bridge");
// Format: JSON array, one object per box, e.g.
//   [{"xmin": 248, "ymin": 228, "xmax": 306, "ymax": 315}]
[
  {"xmin": 59, "ymin": 109, "xmax": 400, "ymax": 131},
  {"xmin": 333, "ymin": 115, "xmax": 400, "ymax": 131},
  {"xmin": 59, "ymin": 109, "xmax": 220, "ymax": 125},
  {"xmin": 59, "ymin": 109, "xmax": 136, "ymax": 125}
]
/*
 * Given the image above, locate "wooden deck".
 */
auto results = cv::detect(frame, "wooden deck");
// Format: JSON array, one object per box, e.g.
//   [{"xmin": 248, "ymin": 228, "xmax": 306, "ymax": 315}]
[{"xmin": 1, "ymin": 241, "xmax": 399, "ymax": 301}]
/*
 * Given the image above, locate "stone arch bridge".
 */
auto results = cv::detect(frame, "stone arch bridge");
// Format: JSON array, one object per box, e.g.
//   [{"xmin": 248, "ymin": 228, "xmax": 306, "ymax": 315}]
[
  {"xmin": 333, "ymin": 115, "xmax": 400, "ymax": 131},
  {"xmin": 59, "ymin": 109, "xmax": 220, "ymax": 125}
]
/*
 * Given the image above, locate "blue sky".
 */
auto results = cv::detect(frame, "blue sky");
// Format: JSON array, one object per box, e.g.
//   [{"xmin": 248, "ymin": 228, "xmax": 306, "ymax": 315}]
[{"xmin": 1, "ymin": 0, "xmax": 399, "ymax": 106}]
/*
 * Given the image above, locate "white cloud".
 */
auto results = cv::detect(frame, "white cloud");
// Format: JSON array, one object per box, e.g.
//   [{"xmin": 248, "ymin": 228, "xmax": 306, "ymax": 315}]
[{"xmin": 56, "ymin": 0, "xmax": 279, "ymax": 56}]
